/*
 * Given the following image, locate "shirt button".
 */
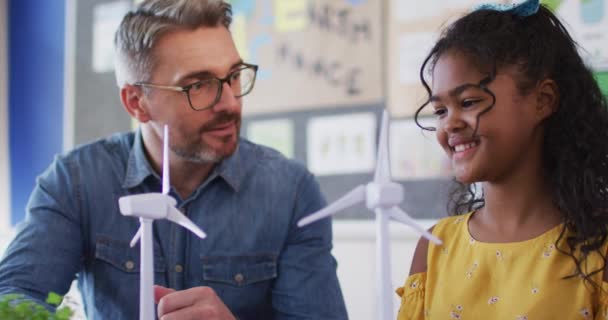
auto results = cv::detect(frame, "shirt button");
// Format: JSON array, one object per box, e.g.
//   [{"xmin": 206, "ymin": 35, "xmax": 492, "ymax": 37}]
[
  {"xmin": 234, "ymin": 273, "xmax": 245, "ymax": 284},
  {"xmin": 125, "ymin": 260, "xmax": 135, "ymax": 270},
  {"xmin": 175, "ymin": 264, "xmax": 183, "ymax": 273}
]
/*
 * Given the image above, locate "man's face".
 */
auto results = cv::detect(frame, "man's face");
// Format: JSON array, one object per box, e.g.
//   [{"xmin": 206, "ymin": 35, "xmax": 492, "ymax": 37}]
[{"xmin": 142, "ymin": 26, "xmax": 243, "ymax": 163}]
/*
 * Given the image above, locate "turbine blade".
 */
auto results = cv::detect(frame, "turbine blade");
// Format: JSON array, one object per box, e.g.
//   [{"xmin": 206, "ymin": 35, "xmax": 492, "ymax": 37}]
[
  {"xmin": 129, "ymin": 226, "xmax": 142, "ymax": 248},
  {"xmin": 374, "ymin": 110, "xmax": 390, "ymax": 183},
  {"xmin": 167, "ymin": 207, "xmax": 206, "ymax": 239},
  {"xmin": 162, "ymin": 125, "xmax": 170, "ymax": 195},
  {"xmin": 388, "ymin": 207, "xmax": 442, "ymax": 245},
  {"xmin": 297, "ymin": 185, "xmax": 366, "ymax": 227}
]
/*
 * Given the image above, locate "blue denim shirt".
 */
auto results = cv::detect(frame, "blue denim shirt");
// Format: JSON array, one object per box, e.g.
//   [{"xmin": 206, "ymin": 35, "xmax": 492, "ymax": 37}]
[{"xmin": 0, "ymin": 130, "xmax": 347, "ymax": 319}]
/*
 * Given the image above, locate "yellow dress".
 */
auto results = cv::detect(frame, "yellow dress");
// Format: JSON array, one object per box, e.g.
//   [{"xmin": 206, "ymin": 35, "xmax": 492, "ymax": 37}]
[{"xmin": 396, "ymin": 212, "xmax": 608, "ymax": 320}]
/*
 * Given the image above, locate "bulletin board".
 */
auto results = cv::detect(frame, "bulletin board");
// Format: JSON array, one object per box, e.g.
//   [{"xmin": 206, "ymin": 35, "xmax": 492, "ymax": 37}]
[
  {"xmin": 70, "ymin": 0, "xmax": 454, "ymax": 220},
  {"xmin": 233, "ymin": 0, "xmax": 451, "ymax": 219},
  {"xmin": 241, "ymin": 105, "xmax": 452, "ymax": 220},
  {"xmin": 231, "ymin": 0, "xmax": 384, "ymax": 114}
]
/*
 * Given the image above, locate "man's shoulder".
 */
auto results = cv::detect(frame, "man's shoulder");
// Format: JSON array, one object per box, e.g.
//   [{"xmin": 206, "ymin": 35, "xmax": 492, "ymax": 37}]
[
  {"xmin": 66, "ymin": 131, "xmax": 133, "ymax": 156},
  {"xmin": 60, "ymin": 131, "xmax": 135, "ymax": 166}
]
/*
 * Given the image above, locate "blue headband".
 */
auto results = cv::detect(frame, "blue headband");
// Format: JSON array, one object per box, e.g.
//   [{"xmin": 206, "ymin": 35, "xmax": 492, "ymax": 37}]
[{"xmin": 473, "ymin": 0, "xmax": 540, "ymax": 17}]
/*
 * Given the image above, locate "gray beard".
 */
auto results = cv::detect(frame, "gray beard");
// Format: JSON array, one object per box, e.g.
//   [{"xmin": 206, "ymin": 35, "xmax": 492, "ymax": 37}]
[
  {"xmin": 171, "ymin": 136, "xmax": 238, "ymax": 164},
  {"xmin": 172, "ymin": 147, "xmax": 222, "ymax": 164},
  {"xmin": 171, "ymin": 119, "xmax": 241, "ymax": 164},
  {"xmin": 172, "ymin": 147, "xmax": 224, "ymax": 164}
]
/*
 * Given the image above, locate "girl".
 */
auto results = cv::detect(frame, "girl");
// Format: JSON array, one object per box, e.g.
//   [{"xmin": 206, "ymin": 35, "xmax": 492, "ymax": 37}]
[{"xmin": 397, "ymin": 0, "xmax": 608, "ymax": 318}]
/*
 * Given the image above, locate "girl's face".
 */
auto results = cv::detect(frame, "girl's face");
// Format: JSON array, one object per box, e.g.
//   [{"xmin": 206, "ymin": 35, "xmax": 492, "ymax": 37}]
[{"xmin": 430, "ymin": 50, "xmax": 544, "ymax": 184}]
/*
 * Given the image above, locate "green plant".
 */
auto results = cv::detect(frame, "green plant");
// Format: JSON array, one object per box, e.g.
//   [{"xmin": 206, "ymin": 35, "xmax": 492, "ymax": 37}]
[{"xmin": 0, "ymin": 292, "xmax": 74, "ymax": 320}]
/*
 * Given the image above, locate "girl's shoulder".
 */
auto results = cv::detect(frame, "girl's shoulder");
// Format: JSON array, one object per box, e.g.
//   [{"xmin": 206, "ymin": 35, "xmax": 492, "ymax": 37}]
[
  {"xmin": 430, "ymin": 212, "xmax": 473, "ymax": 239},
  {"xmin": 408, "ymin": 212, "xmax": 474, "ymax": 276}
]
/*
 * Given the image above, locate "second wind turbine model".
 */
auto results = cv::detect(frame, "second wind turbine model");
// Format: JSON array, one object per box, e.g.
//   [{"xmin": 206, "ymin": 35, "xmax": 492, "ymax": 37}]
[
  {"xmin": 298, "ymin": 110, "xmax": 442, "ymax": 320},
  {"xmin": 119, "ymin": 125, "xmax": 207, "ymax": 320}
]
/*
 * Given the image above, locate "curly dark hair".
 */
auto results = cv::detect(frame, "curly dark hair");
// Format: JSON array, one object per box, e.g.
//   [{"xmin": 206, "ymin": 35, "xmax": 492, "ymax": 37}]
[{"xmin": 414, "ymin": 5, "xmax": 608, "ymax": 287}]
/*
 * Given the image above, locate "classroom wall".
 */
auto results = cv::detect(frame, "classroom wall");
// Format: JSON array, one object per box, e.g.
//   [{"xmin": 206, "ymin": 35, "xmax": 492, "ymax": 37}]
[
  {"xmin": 8, "ymin": 0, "xmax": 65, "ymax": 225},
  {"xmin": 1, "ymin": 1, "xmax": 607, "ymax": 319},
  {"xmin": 0, "ymin": 0, "xmax": 10, "ymax": 235}
]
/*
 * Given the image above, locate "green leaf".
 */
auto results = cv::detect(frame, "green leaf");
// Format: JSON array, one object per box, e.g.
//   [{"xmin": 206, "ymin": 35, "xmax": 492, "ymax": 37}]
[
  {"xmin": 45, "ymin": 292, "xmax": 63, "ymax": 306},
  {"xmin": 54, "ymin": 307, "xmax": 74, "ymax": 320},
  {"xmin": 0, "ymin": 292, "xmax": 75, "ymax": 319}
]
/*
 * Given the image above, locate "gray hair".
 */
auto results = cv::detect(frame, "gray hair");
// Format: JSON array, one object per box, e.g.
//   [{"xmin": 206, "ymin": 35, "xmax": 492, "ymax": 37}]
[{"xmin": 114, "ymin": 0, "xmax": 232, "ymax": 87}]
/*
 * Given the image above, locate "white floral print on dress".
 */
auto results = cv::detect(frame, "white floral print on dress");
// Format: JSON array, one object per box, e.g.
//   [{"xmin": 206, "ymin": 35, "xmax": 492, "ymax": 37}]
[
  {"xmin": 449, "ymin": 304, "xmax": 463, "ymax": 319},
  {"xmin": 580, "ymin": 308, "xmax": 591, "ymax": 319},
  {"xmin": 487, "ymin": 296, "xmax": 499, "ymax": 305},
  {"xmin": 496, "ymin": 250, "xmax": 504, "ymax": 261},
  {"xmin": 466, "ymin": 262, "xmax": 479, "ymax": 278},
  {"xmin": 542, "ymin": 243, "xmax": 555, "ymax": 258},
  {"xmin": 530, "ymin": 282, "xmax": 540, "ymax": 294},
  {"xmin": 410, "ymin": 280, "xmax": 418, "ymax": 289},
  {"xmin": 515, "ymin": 316, "xmax": 528, "ymax": 320}
]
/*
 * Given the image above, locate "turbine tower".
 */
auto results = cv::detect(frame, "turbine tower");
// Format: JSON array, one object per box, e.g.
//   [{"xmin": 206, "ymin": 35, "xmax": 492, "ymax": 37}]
[
  {"xmin": 119, "ymin": 125, "xmax": 206, "ymax": 320},
  {"xmin": 298, "ymin": 110, "xmax": 442, "ymax": 319}
]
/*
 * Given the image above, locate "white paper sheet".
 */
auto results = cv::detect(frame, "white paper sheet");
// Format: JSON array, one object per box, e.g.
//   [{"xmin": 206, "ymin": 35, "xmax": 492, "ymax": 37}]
[
  {"xmin": 389, "ymin": 118, "xmax": 451, "ymax": 180},
  {"xmin": 247, "ymin": 118, "xmax": 295, "ymax": 158},
  {"xmin": 307, "ymin": 113, "xmax": 376, "ymax": 176}
]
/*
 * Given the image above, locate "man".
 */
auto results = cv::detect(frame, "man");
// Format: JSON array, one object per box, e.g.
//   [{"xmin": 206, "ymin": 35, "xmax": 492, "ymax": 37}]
[{"xmin": 0, "ymin": 0, "xmax": 348, "ymax": 319}]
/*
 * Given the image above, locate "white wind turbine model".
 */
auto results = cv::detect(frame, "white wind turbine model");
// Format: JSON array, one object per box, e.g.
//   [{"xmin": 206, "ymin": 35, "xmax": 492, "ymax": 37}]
[
  {"xmin": 298, "ymin": 110, "xmax": 442, "ymax": 320},
  {"xmin": 119, "ymin": 125, "xmax": 207, "ymax": 320}
]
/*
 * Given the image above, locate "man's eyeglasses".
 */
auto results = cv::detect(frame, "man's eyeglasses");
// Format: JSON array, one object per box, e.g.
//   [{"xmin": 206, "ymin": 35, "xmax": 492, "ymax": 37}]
[{"xmin": 134, "ymin": 63, "xmax": 258, "ymax": 111}]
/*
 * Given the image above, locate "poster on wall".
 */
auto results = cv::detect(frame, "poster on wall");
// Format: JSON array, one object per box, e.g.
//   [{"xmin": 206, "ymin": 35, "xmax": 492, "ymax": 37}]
[
  {"xmin": 246, "ymin": 118, "xmax": 295, "ymax": 158},
  {"xmin": 230, "ymin": 0, "xmax": 383, "ymax": 115},
  {"xmin": 552, "ymin": 0, "xmax": 608, "ymax": 72},
  {"xmin": 389, "ymin": 119, "xmax": 451, "ymax": 180},
  {"xmin": 387, "ymin": 0, "xmax": 482, "ymax": 118},
  {"xmin": 307, "ymin": 113, "xmax": 376, "ymax": 176}
]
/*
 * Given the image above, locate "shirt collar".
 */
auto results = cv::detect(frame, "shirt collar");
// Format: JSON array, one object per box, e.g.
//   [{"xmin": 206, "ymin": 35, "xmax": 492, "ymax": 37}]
[
  {"xmin": 122, "ymin": 129, "xmax": 244, "ymax": 192},
  {"xmin": 210, "ymin": 143, "xmax": 243, "ymax": 192},
  {"xmin": 122, "ymin": 129, "xmax": 156, "ymax": 189}
]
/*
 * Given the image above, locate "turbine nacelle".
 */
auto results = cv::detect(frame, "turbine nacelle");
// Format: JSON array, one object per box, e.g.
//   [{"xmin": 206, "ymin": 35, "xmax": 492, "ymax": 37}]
[
  {"xmin": 365, "ymin": 182, "xmax": 403, "ymax": 210},
  {"xmin": 119, "ymin": 193, "xmax": 177, "ymax": 220}
]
